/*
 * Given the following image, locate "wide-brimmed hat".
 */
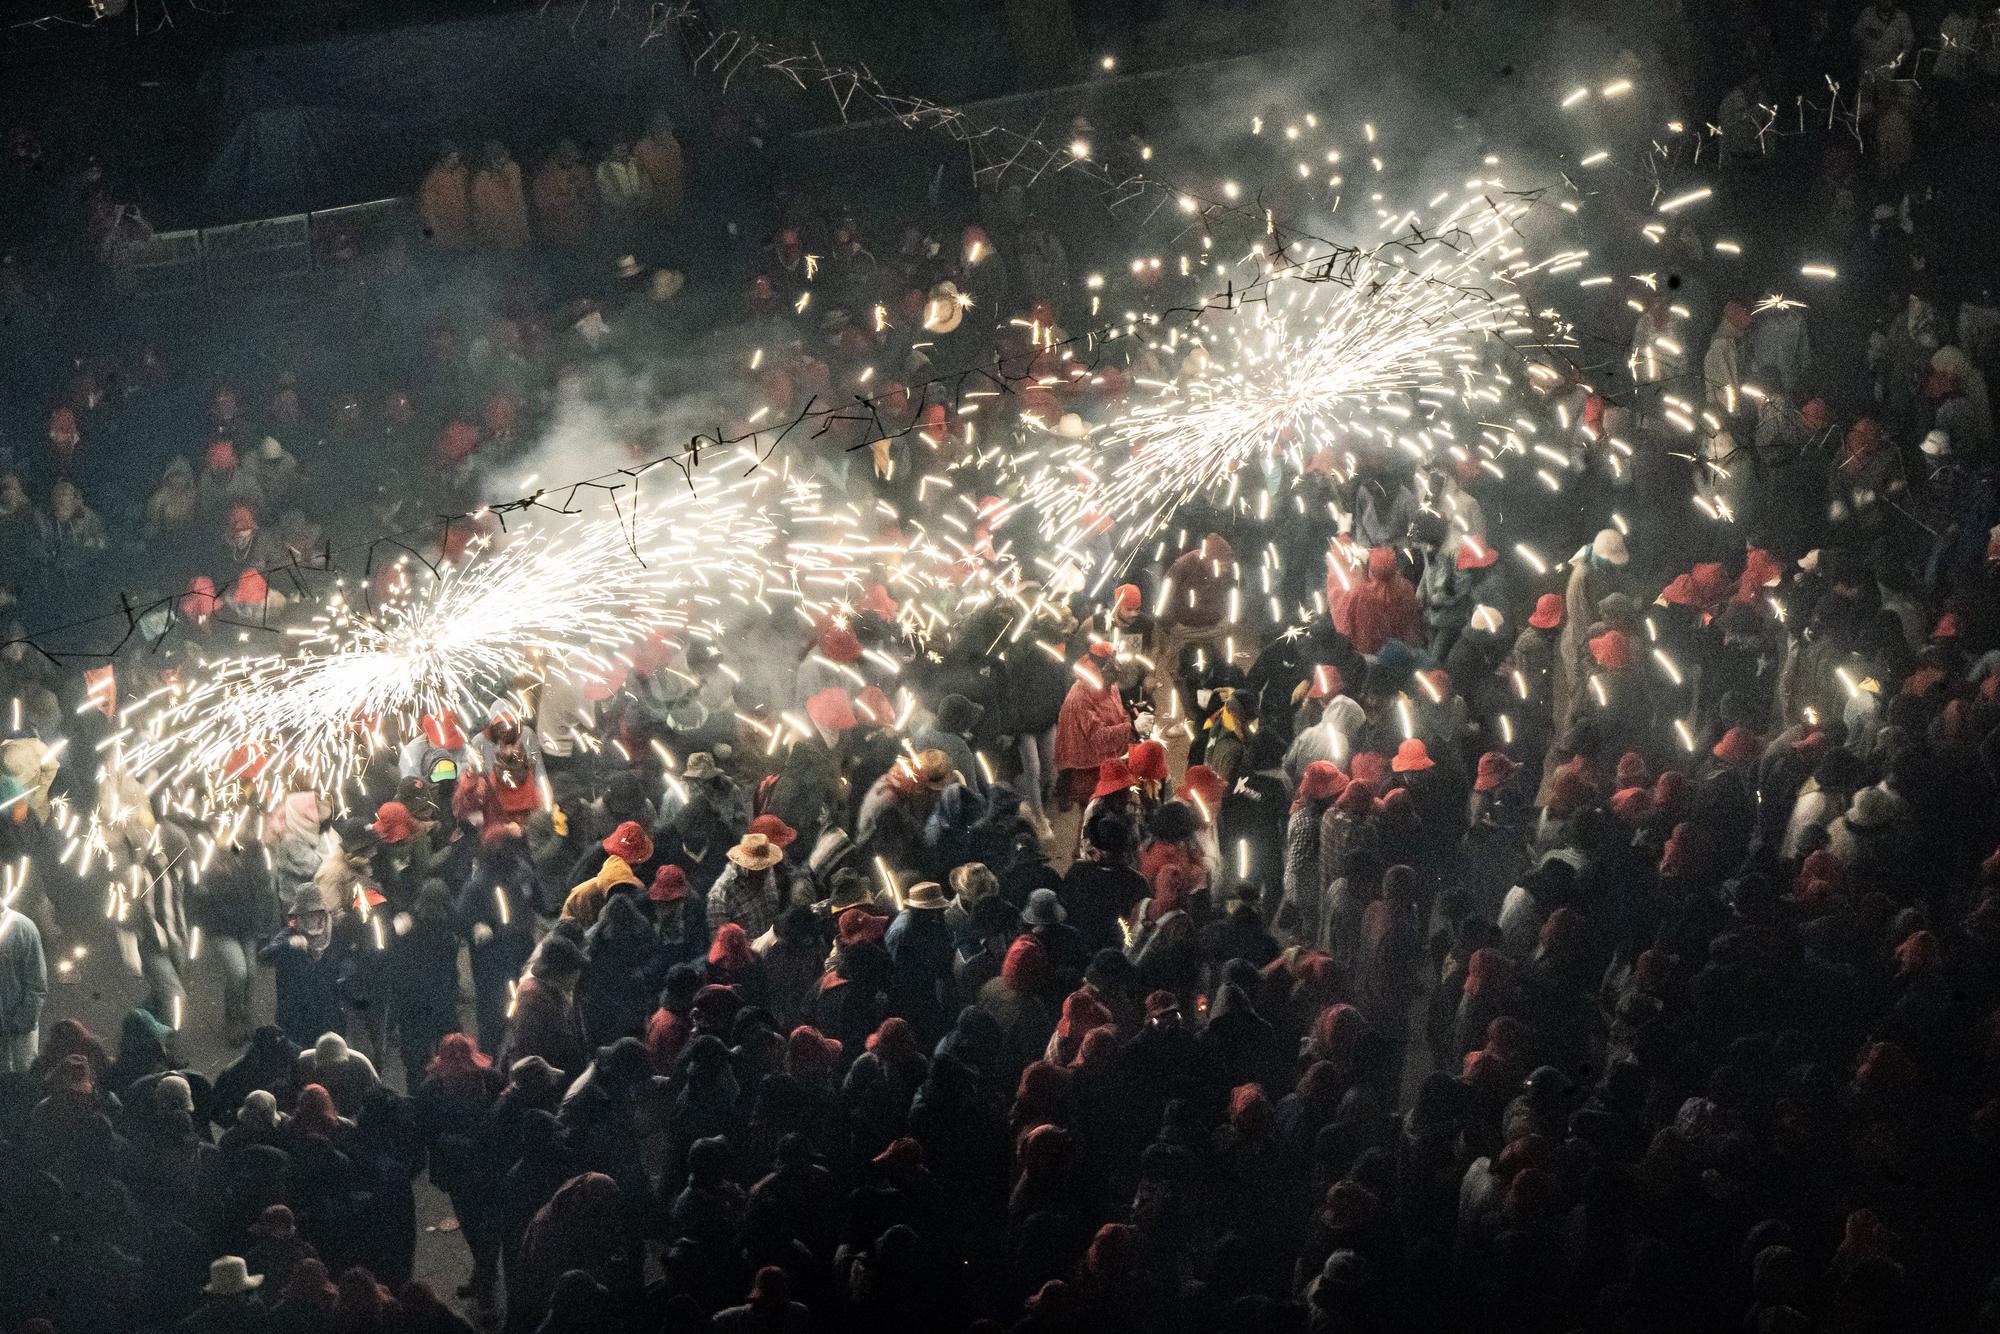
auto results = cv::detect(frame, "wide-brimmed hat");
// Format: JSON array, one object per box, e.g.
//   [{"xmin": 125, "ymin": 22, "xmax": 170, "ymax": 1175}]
[
  {"xmin": 826, "ymin": 868, "xmax": 873, "ymax": 911},
  {"xmin": 603, "ymin": 820, "xmax": 654, "ymax": 865},
  {"xmin": 1846, "ymin": 786, "xmax": 1898, "ymax": 829},
  {"xmin": 728, "ymin": 832, "xmax": 784, "ymax": 871},
  {"xmin": 203, "ymin": 1257, "xmax": 264, "ymax": 1297},
  {"xmin": 949, "ymin": 862, "xmax": 998, "ymax": 902},
  {"xmin": 683, "ymin": 751, "xmax": 721, "ymax": 780},
  {"xmin": 1528, "ymin": 594, "xmax": 1564, "ymax": 630},
  {"xmin": 904, "ymin": 881, "xmax": 949, "ymax": 910},
  {"xmin": 1022, "ymin": 887, "xmax": 1066, "ymax": 926},
  {"xmin": 913, "ymin": 749, "xmax": 955, "ymax": 791},
  {"xmin": 749, "ymin": 814, "xmax": 797, "ymax": 847},
  {"xmin": 1391, "ymin": 738, "xmax": 1434, "ymax": 773},
  {"xmin": 650, "ymin": 865, "xmax": 690, "ymax": 903},
  {"xmin": 1474, "ymin": 751, "xmax": 1519, "ymax": 792},
  {"xmin": 922, "ymin": 281, "xmax": 965, "ymax": 333}
]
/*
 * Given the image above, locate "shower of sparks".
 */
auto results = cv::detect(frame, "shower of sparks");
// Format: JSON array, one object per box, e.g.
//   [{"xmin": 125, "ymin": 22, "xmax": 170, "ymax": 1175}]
[
  {"xmin": 1012, "ymin": 183, "xmax": 1576, "ymax": 580},
  {"xmin": 111, "ymin": 467, "xmax": 880, "ymax": 799}
]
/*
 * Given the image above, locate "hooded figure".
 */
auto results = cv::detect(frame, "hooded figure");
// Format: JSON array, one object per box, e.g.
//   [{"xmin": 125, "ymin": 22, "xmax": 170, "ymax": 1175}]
[
  {"xmin": 1557, "ymin": 529, "xmax": 1630, "ymax": 725},
  {"xmin": 469, "ymin": 141, "xmax": 529, "ymax": 250},
  {"xmin": 1052, "ymin": 658, "xmax": 1133, "ymax": 809},
  {"xmin": 1349, "ymin": 547, "xmax": 1422, "ymax": 654},
  {"xmin": 530, "ymin": 140, "xmax": 597, "ymax": 248},
  {"xmin": 417, "ymin": 142, "xmax": 472, "ymax": 248}
]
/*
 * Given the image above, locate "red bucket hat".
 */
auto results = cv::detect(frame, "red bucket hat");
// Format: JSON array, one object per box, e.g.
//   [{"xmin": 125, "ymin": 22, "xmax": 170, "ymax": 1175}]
[
  {"xmin": 1474, "ymin": 751, "xmax": 1519, "ymax": 792},
  {"xmin": 650, "ymin": 865, "xmax": 690, "ymax": 902},
  {"xmin": 1528, "ymin": 593, "xmax": 1563, "ymax": 630},
  {"xmin": 371, "ymin": 801, "xmax": 416, "ymax": 845},
  {"xmin": 817, "ymin": 623, "xmax": 863, "ymax": 664},
  {"xmin": 806, "ymin": 687, "xmax": 858, "ymax": 732},
  {"xmin": 603, "ymin": 820, "xmax": 654, "ymax": 865},
  {"xmin": 1126, "ymin": 739, "xmax": 1169, "ymax": 783},
  {"xmin": 1391, "ymin": 738, "xmax": 1434, "ymax": 773},
  {"xmin": 748, "ymin": 814, "xmax": 797, "ymax": 847},
  {"xmin": 1711, "ymin": 725, "xmax": 1760, "ymax": 768}
]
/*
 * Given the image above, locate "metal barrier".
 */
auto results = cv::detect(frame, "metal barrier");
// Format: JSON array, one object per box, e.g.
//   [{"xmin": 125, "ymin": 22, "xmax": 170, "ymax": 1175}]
[{"xmin": 110, "ymin": 196, "xmax": 417, "ymax": 310}]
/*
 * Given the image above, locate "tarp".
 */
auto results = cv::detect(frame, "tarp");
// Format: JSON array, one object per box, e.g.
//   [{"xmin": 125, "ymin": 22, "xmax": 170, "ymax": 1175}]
[{"xmin": 202, "ymin": 106, "xmax": 391, "ymax": 222}]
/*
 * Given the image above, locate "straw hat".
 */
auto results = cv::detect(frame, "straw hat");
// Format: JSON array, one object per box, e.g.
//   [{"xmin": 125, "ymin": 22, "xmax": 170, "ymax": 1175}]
[
  {"xmin": 913, "ymin": 749, "xmax": 955, "ymax": 791},
  {"xmin": 727, "ymin": 832, "xmax": 784, "ymax": 871},
  {"xmin": 922, "ymin": 282, "xmax": 965, "ymax": 334},
  {"xmin": 904, "ymin": 881, "xmax": 949, "ymax": 910},
  {"xmin": 203, "ymin": 1257, "xmax": 264, "ymax": 1297}
]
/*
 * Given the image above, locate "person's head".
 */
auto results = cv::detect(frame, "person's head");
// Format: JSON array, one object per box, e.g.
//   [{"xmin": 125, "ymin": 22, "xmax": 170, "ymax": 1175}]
[{"xmin": 49, "ymin": 480, "xmax": 80, "ymax": 520}]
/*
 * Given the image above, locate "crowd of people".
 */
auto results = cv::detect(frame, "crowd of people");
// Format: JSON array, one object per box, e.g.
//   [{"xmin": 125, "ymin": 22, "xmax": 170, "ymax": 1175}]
[{"xmin": 1, "ymin": 1, "xmax": 2000, "ymax": 1332}]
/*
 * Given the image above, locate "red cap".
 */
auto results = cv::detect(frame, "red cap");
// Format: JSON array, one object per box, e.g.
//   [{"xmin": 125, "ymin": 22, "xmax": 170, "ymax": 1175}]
[
  {"xmin": 1391, "ymin": 738, "xmax": 1434, "ymax": 773},
  {"xmin": 650, "ymin": 865, "xmax": 690, "ymax": 902},
  {"xmin": 818, "ymin": 623, "xmax": 863, "ymax": 664},
  {"xmin": 1660, "ymin": 574, "xmax": 1698, "ymax": 607},
  {"xmin": 1609, "ymin": 786, "xmax": 1655, "ymax": 822},
  {"xmin": 1297, "ymin": 761, "xmax": 1346, "ymax": 803},
  {"xmin": 227, "ymin": 503, "xmax": 257, "ymax": 535},
  {"xmin": 181, "ymin": 576, "xmax": 218, "ymax": 621},
  {"xmin": 371, "ymin": 801, "xmax": 416, "ymax": 845},
  {"xmin": 1528, "ymin": 593, "xmax": 1563, "ymax": 629},
  {"xmin": 1588, "ymin": 630, "xmax": 1633, "ymax": 671},
  {"xmin": 1614, "ymin": 751, "xmax": 1648, "ymax": 789},
  {"xmin": 421, "ymin": 712, "xmax": 465, "ymax": 751},
  {"xmin": 229, "ymin": 568, "xmax": 269, "ymax": 608},
  {"xmin": 1800, "ymin": 398, "xmax": 1832, "ymax": 431},
  {"xmin": 1176, "ymin": 764, "xmax": 1225, "ymax": 810},
  {"xmin": 1088, "ymin": 640, "xmax": 1115, "ymax": 660},
  {"xmin": 806, "ymin": 687, "xmax": 858, "ymax": 732},
  {"xmin": 208, "ymin": 441, "xmax": 239, "ymax": 473},
  {"xmin": 1350, "ymin": 751, "xmax": 1390, "ymax": 788},
  {"xmin": 1306, "ymin": 664, "xmax": 1343, "ymax": 699},
  {"xmin": 749, "ymin": 814, "xmax": 797, "ymax": 847},
  {"xmin": 855, "ymin": 685, "xmax": 895, "ymax": 726},
  {"xmin": 1455, "ymin": 536, "xmax": 1498, "ymax": 570},
  {"xmin": 1113, "ymin": 583, "xmax": 1141, "ymax": 615},
  {"xmin": 603, "ymin": 820, "xmax": 654, "ymax": 865},
  {"xmin": 1474, "ymin": 751, "xmax": 1518, "ymax": 792},
  {"xmin": 1933, "ymin": 612, "xmax": 1963, "ymax": 639},
  {"xmin": 1126, "ymin": 739, "xmax": 1169, "ymax": 783},
  {"xmin": 1092, "ymin": 758, "xmax": 1137, "ymax": 801},
  {"xmin": 1711, "ymin": 725, "xmax": 1760, "ymax": 768}
]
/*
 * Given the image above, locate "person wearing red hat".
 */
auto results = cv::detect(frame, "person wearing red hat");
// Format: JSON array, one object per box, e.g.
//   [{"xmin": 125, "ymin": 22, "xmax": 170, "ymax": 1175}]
[
  {"xmin": 1282, "ymin": 761, "xmax": 1348, "ymax": 943},
  {"xmin": 1053, "ymin": 650, "xmax": 1136, "ymax": 811},
  {"xmin": 1711, "ymin": 725, "xmax": 1761, "ymax": 769},
  {"xmin": 1424, "ymin": 531, "xmax": 1507, "ymax": 664},
  {"xmin": 398, "ymin": 710, "xmax": 470, "ymax": 788},
  {"xmin": 805, "ymin": 687, "xmax": 859, "ymax": 736},
  {"xmin": 1126, "ymin": 739, "xmax": 1169, "ymax": 799},
  {"xmin": 225, "ymin": 567, "xmax": 280, "ymax": 618},
  {"xmin": 1474, "ymin": 751, "xmax": 1520, "ymax": 794},
  {"xmin": 1175, "ymin": 764, "xmax": 1226, "ymax": 817},
  {"xmin": 1349, "ymin": 546, "xmax": 1422, "ymax": 655},
  {"xmin": 1158, "ymin": 533, "xmax": 1239, "ymax": 677},
  {"xmin": 1391, "ymin": 738, "xmax": 1435, "ymax": 774},
  {"xmin": 1608, "ymin": 786, "xmax": 1655, "ymax": 823},
  {"xmin": 794, "ymin": 621, "xmax": 868, "ymax": 709}
]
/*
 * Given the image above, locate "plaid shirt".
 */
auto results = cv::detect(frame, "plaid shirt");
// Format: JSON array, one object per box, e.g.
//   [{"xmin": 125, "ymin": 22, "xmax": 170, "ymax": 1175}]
[{"xmin": 706, "ymin": 863, "xmax": 782, "ymax": 941}]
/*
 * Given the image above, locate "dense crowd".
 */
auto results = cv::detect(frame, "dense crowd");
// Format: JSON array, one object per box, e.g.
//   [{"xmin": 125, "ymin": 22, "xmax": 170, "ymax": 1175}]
[{"xmin": 2, "ymin": 2, "xmax": 2000, "ymax": 1333}]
